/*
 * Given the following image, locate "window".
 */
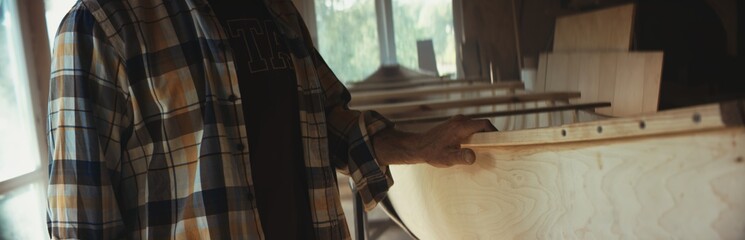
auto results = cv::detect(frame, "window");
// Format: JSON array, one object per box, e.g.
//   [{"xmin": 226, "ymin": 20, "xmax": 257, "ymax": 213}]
[
  {"xmin": 44, "ymin": 0, "xmax": 77, "ymax": 48},
  {"xmin": 392, "ymin": 0, "xmax": 455, "ymax": 76},
  {"xmin": 0, "ymin": 0, "xmax": 47, "ymax": 238},
  {"xmin": 315, "ymin": 0, "xmax": 381, "ymax": 82},
  {"xmin": 314, "ymin": 0, "xmax": 456, "ymax": 83},
  {"xmin": 0, "ymin": 0, "xmax": 40, "ymax": 183}
]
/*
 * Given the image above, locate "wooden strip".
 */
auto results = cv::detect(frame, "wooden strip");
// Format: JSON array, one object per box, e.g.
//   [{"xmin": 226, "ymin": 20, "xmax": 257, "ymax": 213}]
[
  {"xmin": 393, "ymin": 102, "xmax": 610, "ymax": 124},
  {"xmin": 351, "ymin": 74, "xmax": 437, "ymax": 86},
  {"xmin": 464, "ymin": 101, "xmax": 730, "ymax": 148},
  {"xmin": 641, "ymin": 52, "xmax": 664, "ymax": 113},
  {"xmin": 349, "ymin": 78, "xmax": 488, "ymax": 92},
  {"xmin": 612, "ymin": 53, "xmax": 646, "ymax": 115},
  {"xmin": 350, "ymin": 81, "xmax": 523, "ymax": 104},
  {"xmin": 535, "ymin": 54, "xmax": 548, "ymax": 92},
  {"xmin": 355, "ymin": 92, "xmax": 581, "ymax": 115},
  {"xmin": 545, "ymin": 53, "xmax": 570, "ymax": 92},
  {"xmin": 578, "ymin": 53, "xmax": 600, "ymax": 102},
  {"xmin": 596, "ymin": 53, "xmax": 618, "ymax": 115}
]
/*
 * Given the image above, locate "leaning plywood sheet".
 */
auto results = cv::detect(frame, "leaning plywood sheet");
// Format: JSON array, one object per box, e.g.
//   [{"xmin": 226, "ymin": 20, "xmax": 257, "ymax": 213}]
[
  {"xmin": 535, "ymin": 51, "xmax": 663, "ymax": 116},
  {"xmin": 553, "ymin": 4, "xmax": 635, "ymax": 51},
  {"xmin": 387, "ymin": 100, "xmax": 745, "ymax": 240}
]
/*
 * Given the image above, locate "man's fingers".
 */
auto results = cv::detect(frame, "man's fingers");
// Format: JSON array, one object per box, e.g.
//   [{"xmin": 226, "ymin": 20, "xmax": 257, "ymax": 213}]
[
  {"xmin": 456, "ymin": 119, "xmax": 497, "ymax": 138},
  {"xmin": 483, "ymin": 121, "xmax": 498, "ymax": 132}
]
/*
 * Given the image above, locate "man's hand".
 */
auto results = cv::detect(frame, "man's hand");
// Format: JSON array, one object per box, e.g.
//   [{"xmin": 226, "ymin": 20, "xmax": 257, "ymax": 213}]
[{"xmin": 373, "ymin": 115, "xmax": 497, "ymax": 167}]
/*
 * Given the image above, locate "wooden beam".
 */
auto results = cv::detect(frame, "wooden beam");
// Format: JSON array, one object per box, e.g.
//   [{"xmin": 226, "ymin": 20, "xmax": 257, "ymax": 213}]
[
  {"xmin": 464, "ymin": 100, "xmax": 743, "ymax": 148},
  {"xmin": 350, "ymin": 81, "xmax": 524, "ymax": 104},
  {"xmin": 355, "ymin": 92, "xmax": 581, "ymax": 115},
  {"xmin": 392, "ymin": 102, "xmax": 610, "ymax": 124}
]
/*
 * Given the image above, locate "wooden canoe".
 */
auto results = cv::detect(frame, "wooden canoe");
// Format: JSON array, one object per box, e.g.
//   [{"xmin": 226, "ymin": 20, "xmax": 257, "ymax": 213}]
[{"xmin": 385, "ymin": 100, "xmax": 745, "ymax": 239}]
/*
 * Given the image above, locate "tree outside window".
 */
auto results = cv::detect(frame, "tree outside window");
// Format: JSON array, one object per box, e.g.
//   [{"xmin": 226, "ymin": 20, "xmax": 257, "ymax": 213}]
[{"xmin": 315, "ymin": 0, "xmax": 455, "ymax": 83}]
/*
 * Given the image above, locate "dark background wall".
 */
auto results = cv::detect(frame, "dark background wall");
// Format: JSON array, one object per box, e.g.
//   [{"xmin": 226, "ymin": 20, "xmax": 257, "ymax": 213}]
[{"xmin": 462, "ymin": 0, "xmax": 743, "ymax": 110}]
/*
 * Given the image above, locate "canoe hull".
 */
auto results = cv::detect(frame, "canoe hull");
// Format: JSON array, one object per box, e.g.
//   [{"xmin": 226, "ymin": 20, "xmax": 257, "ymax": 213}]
[{"xmin": 388, "ymin": 128, "xmax": 745, "ymax": 239}]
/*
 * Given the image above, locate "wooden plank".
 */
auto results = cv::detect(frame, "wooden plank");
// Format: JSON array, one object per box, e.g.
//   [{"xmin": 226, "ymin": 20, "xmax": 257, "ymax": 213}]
[
  {"xmin": 389, "ymin": 127, "xmax": 745, "ymax": 239},
  {"xmin": 553, "ymin": 4, "xmax": 635, "ymax": 51},
  {"xmin": 612, "ymin": 53, "xmax": 646, "ymax": 115},
  {"xmin": 350, "ymin": 81, "xmax": 523, "ymax": 105},
  {"xmin": 596, "ymin": 53, "xmax": 618, "ymax": 115},
  {"xmin": 392, "ymin": 102, "xmax": 611, "ymax": 124},
  {"xmin": 354, "ymin": 92, "xmax": 581, "ymax": 115},
  {"xmin": 349, "ymin": 78, "xmax": 487, "ymax": 92},
  {"xmin": 642, "ymin": 53, "xmax": 664, "ymax": 113},
  {"xmin": 541, "ymin": 52, "xmax": 663, "ymax": 117},
  {"xmin": 578, "ymin": 53, "xmax": 600, "ymax": 103},
  {"xmin": 545, "ymin": 53, "xmax": 570, "ymax": 92},
  {"xmin": 464, "ymin": 101, "xmax": 731, "ymax": 148}
]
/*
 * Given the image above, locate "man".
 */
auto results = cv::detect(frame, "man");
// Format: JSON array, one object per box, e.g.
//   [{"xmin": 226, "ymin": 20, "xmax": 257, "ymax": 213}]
[{"xmin": 46, "ymin": 0, "xmax": 495, "ymax": 239}]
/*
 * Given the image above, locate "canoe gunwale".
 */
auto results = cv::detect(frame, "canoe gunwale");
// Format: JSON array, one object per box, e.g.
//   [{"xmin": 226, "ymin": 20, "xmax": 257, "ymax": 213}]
[{"xmin": 464, "ymin": 100, "xmax": 745, "ymax": 148}]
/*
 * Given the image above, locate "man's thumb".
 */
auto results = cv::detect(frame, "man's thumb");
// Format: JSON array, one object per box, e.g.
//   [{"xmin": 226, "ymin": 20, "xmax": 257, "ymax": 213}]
[{"xmin": 460, "ymin": 148, "xmax": 476, "ymax": 165}]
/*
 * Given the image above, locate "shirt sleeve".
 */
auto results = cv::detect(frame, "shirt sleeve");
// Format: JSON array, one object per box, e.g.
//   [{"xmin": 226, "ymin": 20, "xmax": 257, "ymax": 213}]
[
  {"xmin": 47, "ymin": 3, "xmax": 131, "ymax": 239},
  {"xmin": 312, "ymin": 49, "xmax": 395, "ymax": 211}
]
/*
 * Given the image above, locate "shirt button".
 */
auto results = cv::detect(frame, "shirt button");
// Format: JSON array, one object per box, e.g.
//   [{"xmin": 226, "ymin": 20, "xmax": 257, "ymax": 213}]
[
  {"xmin": 236, "ymin": 143, "xmax": 245, "ymax": 151},
  {"xmin": 228, "ymin": 94, "xmax": 237, "ymax": 102}
]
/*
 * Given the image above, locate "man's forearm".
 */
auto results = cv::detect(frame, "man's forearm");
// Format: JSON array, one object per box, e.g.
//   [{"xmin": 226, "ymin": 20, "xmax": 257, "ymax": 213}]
[{"xmin": 372, "ymin": 128, "xmax": 426, "ymax": 166}]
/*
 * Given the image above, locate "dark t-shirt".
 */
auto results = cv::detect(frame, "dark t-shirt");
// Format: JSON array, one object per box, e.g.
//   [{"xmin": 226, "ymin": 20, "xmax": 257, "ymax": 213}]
[{"xmin": 208, "ymin": 0, "xmax": 315, "ymax": 238}]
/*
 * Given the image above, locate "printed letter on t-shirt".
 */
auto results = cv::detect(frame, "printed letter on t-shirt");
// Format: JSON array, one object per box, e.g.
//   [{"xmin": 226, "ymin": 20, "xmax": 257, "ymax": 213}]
[{"xmin": 227, "ymin": 19, "xmax": 293, "ymax": 73}]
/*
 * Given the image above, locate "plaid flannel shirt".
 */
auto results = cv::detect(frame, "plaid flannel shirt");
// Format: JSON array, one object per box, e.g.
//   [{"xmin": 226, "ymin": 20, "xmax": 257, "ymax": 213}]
[{"xmin": 46, "ymin": 0, "xmax": 394, "ymax": 239}]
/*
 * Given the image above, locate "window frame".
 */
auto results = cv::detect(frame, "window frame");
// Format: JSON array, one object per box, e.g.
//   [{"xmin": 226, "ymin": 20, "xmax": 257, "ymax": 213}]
[{"xmin": 0, "ymin": 0, "xmax": 51, "ymax": 195}]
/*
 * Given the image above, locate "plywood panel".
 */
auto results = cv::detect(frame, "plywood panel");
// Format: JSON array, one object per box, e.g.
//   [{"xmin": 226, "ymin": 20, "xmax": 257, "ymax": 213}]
[
  {"xmin": 613, "ymin": 53, "xmax": 646, "ymax": 115},
  {"xmin": 596, "ymin": 53, "xmax": 618, "ymax": 115},
  {"xmin": 545, "ymin": 54, "xmax": 570, "ymax": 92},
  {"xmin": 642, "ymin": 54, "xmax": 664, "ymax": 113},
  {"xmin": 553, "ymin": 4, "xmax": 635, "ymax": 51},
  {"xmin": 539, "ymin": 51, "xmax": 663, "ymax": 116},
  {"xmin": 578, "ymin": 53, "xmax": 600, "ymax": 103}
]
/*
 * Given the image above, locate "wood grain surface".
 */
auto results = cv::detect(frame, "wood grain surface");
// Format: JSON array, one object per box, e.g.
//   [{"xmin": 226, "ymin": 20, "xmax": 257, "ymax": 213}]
[
  {"xmin": 388, "ymin": 127, "xmax": 745, "ymax": 239},
  {"xmin": 535, "ymin": 52, "xmax": 663, "ymax": 116},
  {"xmin": 553, "ymin": 4, "xmax": 635, "ymax": 51}
]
